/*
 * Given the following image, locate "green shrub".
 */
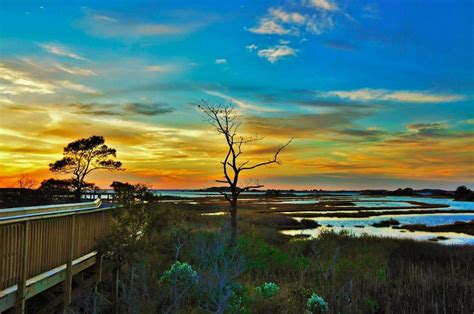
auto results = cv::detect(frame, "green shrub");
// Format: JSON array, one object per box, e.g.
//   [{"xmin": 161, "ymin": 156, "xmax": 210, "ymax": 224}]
[
  {"xmin": 363, "ymin": 297, "xmax": 379, "ymax": 313},
  {"xmin": 160, "ymin": 261, "xmax": 198, "ymax": 286},
  {"xmin": 306, "ymin": 293, "xmax": 329, "ymax": 313},
  {"xmin": 255, "ymin": 282, "xmax": 280, "ymax": 299},
  {"xmin": 228, "ymin": 283, "xmax": 252, "ymax": 313},
  {"xmin": 239, "ymin": 233, "xmax": 290, "ymax": 275}
]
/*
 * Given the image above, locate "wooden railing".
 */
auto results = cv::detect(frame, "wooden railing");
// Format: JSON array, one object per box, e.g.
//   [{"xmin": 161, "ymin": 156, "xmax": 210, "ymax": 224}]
[{"xmin": 0, "ymin": 200, "xmax": 114, "ymax": 312}]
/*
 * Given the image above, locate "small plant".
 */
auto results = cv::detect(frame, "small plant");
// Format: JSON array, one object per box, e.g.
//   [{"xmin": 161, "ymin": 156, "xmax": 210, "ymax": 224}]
[
  {"xmin": 228, "ymin": 283, "xmax": 251, "ymax": 313},
  {"xmin": 377, "ymin": 267, "xmax": 387, "ymax": 282},
  {"xmin": 160, "ymin": 261, "xmax": 198, "ymax": 285},
  {"xmin": 255, "ymin": 282, "xmax": 280, "ymax": 299},
  {"xmin": 363, "ymin": 297, "xmax": 379, "ymax": 313},
  {"xmin": 306, "ymin": 293, "xmax": 329, "ymax": 313}
]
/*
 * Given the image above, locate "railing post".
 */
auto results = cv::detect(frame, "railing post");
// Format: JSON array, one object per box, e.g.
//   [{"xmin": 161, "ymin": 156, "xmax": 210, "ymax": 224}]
[
  {"xmin": 16, "ymin": 221, "xmax": 30, "ymax": 314},
  {"xmin": 64, "ymin": 215, "xmax": 76, "ymax": 306}
]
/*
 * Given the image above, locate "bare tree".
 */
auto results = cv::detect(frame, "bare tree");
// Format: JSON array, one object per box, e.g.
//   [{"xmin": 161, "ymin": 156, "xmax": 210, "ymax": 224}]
[
  {"xmin": 198, "ymin": 101, "xmax": 292, "ymax": 244},
  {"xmin": 15, "ymin": 174, "xmax": 37, "ymax": 189}
]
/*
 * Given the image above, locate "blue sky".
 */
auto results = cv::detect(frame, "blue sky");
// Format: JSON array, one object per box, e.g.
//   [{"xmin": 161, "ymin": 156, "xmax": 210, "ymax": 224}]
[{"xmin": 0, "ymin": 0, "xmax": 473, "ymax": 189}]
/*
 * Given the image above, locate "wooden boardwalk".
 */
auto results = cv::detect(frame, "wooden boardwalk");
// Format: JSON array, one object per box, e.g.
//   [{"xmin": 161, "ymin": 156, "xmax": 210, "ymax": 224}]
[{"xmin": 0, "ymin": 200, "xmax": 115, "ymax": 313}]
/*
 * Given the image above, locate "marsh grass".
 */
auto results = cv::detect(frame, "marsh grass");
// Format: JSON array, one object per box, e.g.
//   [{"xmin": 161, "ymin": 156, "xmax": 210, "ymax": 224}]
[{"xmin": 66, "ymin": 199, "xmax": 474, "ymax": 313}]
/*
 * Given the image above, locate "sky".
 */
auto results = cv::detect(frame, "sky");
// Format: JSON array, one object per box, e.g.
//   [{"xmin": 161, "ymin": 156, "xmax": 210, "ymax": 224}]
[{"xmin": 0, "ymin": 0, "xmax": 473, "ymax": 190}]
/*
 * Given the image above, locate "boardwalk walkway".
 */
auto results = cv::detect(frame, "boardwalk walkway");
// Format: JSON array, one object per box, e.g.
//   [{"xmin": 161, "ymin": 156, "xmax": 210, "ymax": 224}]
[{"xmin": 0, "ymin": 199, "xmax": 115, "ymax": 313}]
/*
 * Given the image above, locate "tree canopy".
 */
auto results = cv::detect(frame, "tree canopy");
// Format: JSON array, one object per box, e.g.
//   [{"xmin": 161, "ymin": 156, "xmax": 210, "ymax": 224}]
[{"xmin": 49, "ymin": 136, "xmax": 122, "ymax": 200}]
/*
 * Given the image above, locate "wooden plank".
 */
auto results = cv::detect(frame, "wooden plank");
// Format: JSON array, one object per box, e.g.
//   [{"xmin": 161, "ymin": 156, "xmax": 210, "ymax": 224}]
[
  {"xmin": 0, "ymin": 252, "xmax": 97, "ymax": 312},
  {"xmin": 15, "ymin": 221, "xmax": 29, "ymax": 314},
  {"xmin": 64, "ymin": 215, "xmax": 75, "ymax": 306}
]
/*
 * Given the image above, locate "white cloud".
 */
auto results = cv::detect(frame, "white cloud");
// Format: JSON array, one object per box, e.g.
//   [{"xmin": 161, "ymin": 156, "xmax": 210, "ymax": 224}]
[
  {"xmin": 248, "ymin": 17, "xmax": 292, "ymax": 35},
  {"xmin": 306, "ymin": 0, "xmax": 338, "ymax": 11},
  {"xmin": 362, "ymin": 4, "xmax": 379, "ymax": 19},
  {"xmin": 54, "ymin": 63, "xmax": 96, "ymax": 76},
  {"xmin": 320, "ymin": 88, "xmax": 465, "ymax": 103},
  {"xmin": 0, "ymin": 96, "xmax": 14, "ymax": 104},
  {"xmin": 248, "ymin": 7, "xmax": 307, "ymax": 35},
  {"xmin": 246, "ymin": 44, "xmax": 258, "ymax": 51},
  {"xmin": 0, "ymin": 63, "xmax": 102, "ymax": 104},
  {"xmin": 268, "ymin": 8, "xmax": 306, "ymax": 24},
  {"xmin": 305, "ymin": 14, "xmax": 334, "ymax": 34},
  {"xmin": 56, "ymin": 80, "xmax": 101, "ymax": 94},
  {"xmin": 144, "ymin": 64, "xmax": 180, "ymax": 72},
  {"xmin": 203, "ymin": 90, "xmax": 279, "ymax": 113},
  {"xmin": 40, "ymin": 43, "xmax": 86, "ymax": 61},
  {"xmin": 257, "ymin": 44, "xmax": 298, "ymax": 63},
  {"xmin": 0, "ymin": 64, "xmax": 56, "ymax": 96},
  {"xmin": 79, "ymin": 9, "xmax": 204, "ymax": 39},
  {"xmin": 248, "ymin": 6, "xmax": 334, "ymax": 36},
  {"xmin": 91, "ymin": 14, "xmax": 117, "ymax": 22},
  {"xmin": 215, "ymin": 58, "xmax": 228, "ymax": 65}
]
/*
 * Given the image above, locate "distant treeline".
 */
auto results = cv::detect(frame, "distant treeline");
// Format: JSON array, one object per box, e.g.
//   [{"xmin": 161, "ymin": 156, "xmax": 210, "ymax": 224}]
[
  {"xmin": 362, "ymin": 188, "xmax": 453, "ymax": 197},
  {"xmin": 363, "ymin": 186, "xmax": 474, "ymax": 201},
  {"xmin": 0, "ymin": 178, "xmax": 98, "ymax": 208},
  {"xmin": 454, "ymin": 186, "xmax": 474, "ymax": 201}
]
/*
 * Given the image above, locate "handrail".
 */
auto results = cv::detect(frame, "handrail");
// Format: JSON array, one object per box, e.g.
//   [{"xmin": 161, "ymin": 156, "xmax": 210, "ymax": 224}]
[
  {"xmin": 0, "ymin": 199, "xmax": 103, "ymax": 223},
  {"xmin": 0, "ymin": 200, "xmax": 116, "ymax": 311}
]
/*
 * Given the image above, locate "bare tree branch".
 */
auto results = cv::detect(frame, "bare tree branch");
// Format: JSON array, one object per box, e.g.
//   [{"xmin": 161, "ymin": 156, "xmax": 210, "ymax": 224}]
[
  {"xmin": 198, "ymin": 100, "xmax": 292, "ymax": 244},
  {"xmin": 239, "ymin": 138, "xmax": 293, "ymax": 171}
]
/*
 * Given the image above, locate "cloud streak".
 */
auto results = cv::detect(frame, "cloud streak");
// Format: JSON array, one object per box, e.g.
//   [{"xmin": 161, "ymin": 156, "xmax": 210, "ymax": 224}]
[
  {"xmin": 78, "ymin": 9, "xmax": 213, "ymax": 39},
  {"xmin": 56, "ymin": 80, "xmax": 101, "ymax": 95},
  {"xmin": 54, "ymin": 63, "xmax": 96, "ymax": 76},
  {"xmin": 203, "ymin": 90, "xmax": 280, "ymax": 113},
  {"xmin": 320, "ymin": 88, "xmax": 465, "ymax": 103},
  {"xmin": 215, "ymin": 58, "xmax": 227, "ymax": 65},
  {"xmin": 40, "ymin": 43, "xmax": 86, "ymax": 61},
  {"xmin": 0, "ymin": 63, "xmax": 56, "ymax": 96},
  {"xmin": 0, "ymin": 64, "xmax": 101, "ymax": 102},
  {"xmin": 305, "ymin": 0, "xmax": 338, "ymax": 11}
]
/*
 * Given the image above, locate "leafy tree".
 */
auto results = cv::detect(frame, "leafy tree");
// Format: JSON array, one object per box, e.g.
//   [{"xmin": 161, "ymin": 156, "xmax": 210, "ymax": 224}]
[
  {"xmin": 199, "ymin": 101, "xmax": 291, "ymax": 244},
  {"xmin": 49, "ymin": 136, "xmax": 122, "ymax": 201},
  {"xmin": 110, "ymin": 181, "xmax": 155, "ymax": 207},
  {"xmin": 38, "ymin": 178, "xmax": 97, "ymax": 202},
  {"xmin": 454, "ymin": 186, "xmax": 474, "ymax": 201},
  {"xmin": 100, "ymin": 181, "xmax": 156, "ymax": 306}
]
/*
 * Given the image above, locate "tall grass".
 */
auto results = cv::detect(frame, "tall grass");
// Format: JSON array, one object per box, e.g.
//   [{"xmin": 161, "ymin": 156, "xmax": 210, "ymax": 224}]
[{"xmin": 63, "ymin": 202, "xmax": 474, "ymax": 313}]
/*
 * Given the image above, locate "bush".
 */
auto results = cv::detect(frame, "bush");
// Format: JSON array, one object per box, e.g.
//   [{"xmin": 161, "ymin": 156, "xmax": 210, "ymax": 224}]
[
  {"xmin": 306, "ymin": 293, "xmax": 329, "ymax": 313},
  {"xmin": 239, "ymin": 233, "xmax": 290, "ymax": 276},
  {"xmin": 160, "ymin": 261, "xmax": 198, "ymax": 285},
  {"xmin": 255, "ymin": 282, "xmax": 280, "ymax": 299}
]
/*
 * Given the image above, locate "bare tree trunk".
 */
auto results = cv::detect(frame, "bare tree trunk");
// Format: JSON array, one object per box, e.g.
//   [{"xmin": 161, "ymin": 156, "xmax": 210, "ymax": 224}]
[{"xmin": 230, "ymin": 200, "xmax": 238, "ymax": 245}]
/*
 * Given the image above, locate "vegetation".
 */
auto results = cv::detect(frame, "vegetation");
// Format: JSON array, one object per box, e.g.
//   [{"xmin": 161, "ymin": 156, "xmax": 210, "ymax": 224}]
[
  {"xmin": 49, "ymin": 135, "xmax": 122, "ymax": 201},
  {"xmin": 454, "ymin": 185, "xmax": 474, "ymax": 201},
  {"xmin": 65, "ymin": 192, "xmax": 474, "ymax": 313}
]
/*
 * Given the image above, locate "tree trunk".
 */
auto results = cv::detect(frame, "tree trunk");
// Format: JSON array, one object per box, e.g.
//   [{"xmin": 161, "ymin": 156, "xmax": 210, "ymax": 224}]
[
  {"xmin": 75, "ymin": 177, "xmax": 83, "ymax": 202},
  {"xmin": 230, "ymin": 201, "xmax": 238, "ymax": 245},
  {"xmin": 75, "ymin": 188, "xmax": 82, "ymax": 202}
]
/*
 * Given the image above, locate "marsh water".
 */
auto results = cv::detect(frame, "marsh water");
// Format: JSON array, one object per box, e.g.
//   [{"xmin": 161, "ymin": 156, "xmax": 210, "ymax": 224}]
[{"xmin": 154, "ymin": 190, "xmax": 474, "ymax": 245}]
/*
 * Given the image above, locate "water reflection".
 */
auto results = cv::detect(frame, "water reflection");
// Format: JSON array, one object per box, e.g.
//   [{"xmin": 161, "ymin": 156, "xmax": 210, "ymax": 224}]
[{"xmin": 282, "ymin": 226, "xmax": 474, "ymax": 245}]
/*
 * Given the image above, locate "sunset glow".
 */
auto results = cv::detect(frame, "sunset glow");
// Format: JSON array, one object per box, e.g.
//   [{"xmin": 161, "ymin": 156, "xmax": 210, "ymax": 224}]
[{"xmin": 1, "ymin": 0, "xmax": 473, "ymax": 189}]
